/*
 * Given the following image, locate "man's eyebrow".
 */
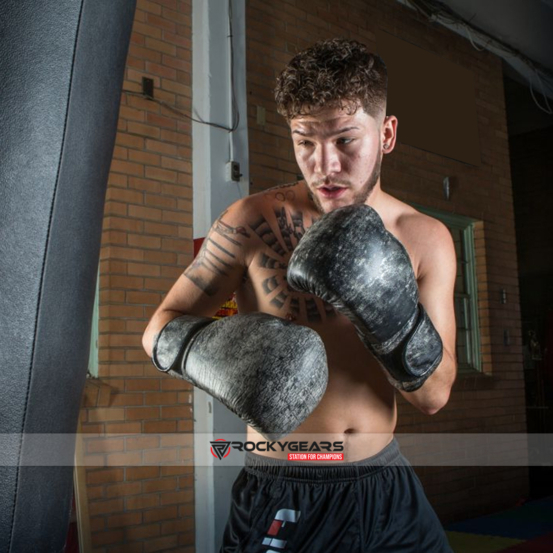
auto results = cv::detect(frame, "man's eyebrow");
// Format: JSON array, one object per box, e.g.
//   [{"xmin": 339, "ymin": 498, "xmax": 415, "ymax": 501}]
[{"xmin": 292, "ymin": 126, "xmax": 360, "ymax": 136}]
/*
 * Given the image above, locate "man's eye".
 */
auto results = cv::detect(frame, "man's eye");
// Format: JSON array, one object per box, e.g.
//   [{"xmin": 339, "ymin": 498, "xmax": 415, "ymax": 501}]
[
  {"xmin": 297, "ymin": 140, "xmax": 313, "ymax": 147},
  {"xmin": 337, "ymin": 137, "xmax": 353, "ymax": 145}
]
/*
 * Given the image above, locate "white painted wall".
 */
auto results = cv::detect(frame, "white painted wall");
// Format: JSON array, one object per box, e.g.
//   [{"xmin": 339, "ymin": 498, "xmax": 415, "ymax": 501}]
[{"xmin": 192, "ymin": 0, "xmax": 249, "ymax": 550}]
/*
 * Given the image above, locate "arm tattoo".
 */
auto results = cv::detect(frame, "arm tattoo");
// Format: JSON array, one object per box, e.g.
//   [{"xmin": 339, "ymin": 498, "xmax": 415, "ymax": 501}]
[
  {"xmin": 213, "ymin": 211, "xmax": 250, "ymax": 245},
  {"xmin": 184, "ymin": 212, "xmax": 247, "ymax": 297}
]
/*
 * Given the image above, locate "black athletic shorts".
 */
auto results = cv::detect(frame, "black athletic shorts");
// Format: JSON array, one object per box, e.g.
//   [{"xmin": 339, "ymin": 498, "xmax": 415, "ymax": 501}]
[{"xmin": 220, "ymin": 438, "xmax": 453, "ymax": 552}]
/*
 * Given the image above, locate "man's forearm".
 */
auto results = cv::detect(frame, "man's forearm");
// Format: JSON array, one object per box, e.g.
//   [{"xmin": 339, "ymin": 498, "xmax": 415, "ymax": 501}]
[
  {"xmin": 398, "ymin": 349, "xmax": 457, "ymax": 415},
  {"xmin": 142, "ymin": 308, "xmax": 188, "ymax": 358}
]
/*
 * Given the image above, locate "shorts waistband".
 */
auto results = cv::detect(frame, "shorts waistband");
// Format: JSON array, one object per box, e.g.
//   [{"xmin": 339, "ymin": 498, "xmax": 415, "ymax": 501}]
[{"xmin": 244, "ymin": 438, "xmax": 405, "ymax": 481}]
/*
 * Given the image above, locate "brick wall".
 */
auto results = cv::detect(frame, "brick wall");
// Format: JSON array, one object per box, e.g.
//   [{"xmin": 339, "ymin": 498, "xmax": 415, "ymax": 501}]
[
  {"xmin": 245, "ymin": 0, "xmax": 527, "ymax": 522},
  {"xmin": 79, "ymin": 1, "xmax": 194, "ymax": 552},
  {"xmin": 75, "ymin": 1, "xmax": 531, "ymax": 548}
]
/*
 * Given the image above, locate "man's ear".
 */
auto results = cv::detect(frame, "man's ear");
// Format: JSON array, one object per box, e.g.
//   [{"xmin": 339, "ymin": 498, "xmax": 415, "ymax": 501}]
[{"xmin": 382, "ymin": 115, "xmax": 398, "ymax": 154}]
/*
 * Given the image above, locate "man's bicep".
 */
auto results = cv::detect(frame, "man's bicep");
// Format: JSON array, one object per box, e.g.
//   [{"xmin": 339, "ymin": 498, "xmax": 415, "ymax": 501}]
[
  {"xmin": 417, "ymin": 228, "xmax": 457, "ymax": 357},
  {"xmin": 163, "ymin": 244, "xmax": 245, "ymax": 316},
  {"xmin": 142, "ymin": 206, "xmax": 251, "ymax": 357},
  {"xmin": 161, "ymin": 215, "xmax": 249, "ymax": 317}
]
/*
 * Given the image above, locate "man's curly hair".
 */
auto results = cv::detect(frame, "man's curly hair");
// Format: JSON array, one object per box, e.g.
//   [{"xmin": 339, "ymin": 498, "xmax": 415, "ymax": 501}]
[{"xmin": 275, "ymin": 38, "xmax": 387, "ymax": 121}]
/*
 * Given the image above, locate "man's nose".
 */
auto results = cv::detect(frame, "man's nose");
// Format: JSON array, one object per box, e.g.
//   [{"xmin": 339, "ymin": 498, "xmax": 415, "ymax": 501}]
[{"xmin": 315, "ymin": 145, "xmax": 341, "ymax": 176}]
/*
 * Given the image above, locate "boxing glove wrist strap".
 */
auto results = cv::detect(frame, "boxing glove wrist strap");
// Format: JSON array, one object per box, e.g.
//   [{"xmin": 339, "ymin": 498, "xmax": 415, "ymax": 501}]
[
  {"xmin": 152, "ymin": 315, "xmax": 213, "ymax": 377},
  {"xmin": 367, "ymin": 304, "xmax": 443, "ymax": 392}
]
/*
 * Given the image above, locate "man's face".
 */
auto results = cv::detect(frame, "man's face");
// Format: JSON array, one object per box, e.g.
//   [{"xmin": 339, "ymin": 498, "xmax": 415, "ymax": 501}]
[{"xmin": 290, "ymin": 104, "xmax": 392, "ymax": 213}]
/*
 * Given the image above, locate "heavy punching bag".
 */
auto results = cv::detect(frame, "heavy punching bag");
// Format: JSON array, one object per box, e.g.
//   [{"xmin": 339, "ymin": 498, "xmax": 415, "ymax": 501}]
[{"xmin": 0, "ymin": 1, "xmax": 136, "ymax": 550}]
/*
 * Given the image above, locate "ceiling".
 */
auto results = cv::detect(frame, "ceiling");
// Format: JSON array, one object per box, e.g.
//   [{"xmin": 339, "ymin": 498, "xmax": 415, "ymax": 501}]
[{"xmin": 442, "ymin": 0, "xmax": 553, "ymax": 74}]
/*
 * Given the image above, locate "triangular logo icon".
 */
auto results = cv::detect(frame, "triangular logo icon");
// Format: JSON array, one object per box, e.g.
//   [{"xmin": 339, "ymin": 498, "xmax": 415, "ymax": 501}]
[{"xmin": 211, "ymin": 440, "xmax": 231, "ymax": 460}]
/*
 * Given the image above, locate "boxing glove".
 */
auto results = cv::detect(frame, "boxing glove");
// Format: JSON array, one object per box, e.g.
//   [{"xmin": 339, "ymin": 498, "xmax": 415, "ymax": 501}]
[
  {"xmin": 287, "ymin": 205, "xmax": 442, "ymax": 392},
  {"xmin": 152, "ymin": 312, "xmax": 328, "ymax": 439}
]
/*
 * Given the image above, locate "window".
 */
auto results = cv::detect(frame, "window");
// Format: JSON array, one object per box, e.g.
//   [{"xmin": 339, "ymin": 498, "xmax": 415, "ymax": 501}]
[{"xmin": 415, "ymin": 206, "xmax": 481, "ymax": 373}]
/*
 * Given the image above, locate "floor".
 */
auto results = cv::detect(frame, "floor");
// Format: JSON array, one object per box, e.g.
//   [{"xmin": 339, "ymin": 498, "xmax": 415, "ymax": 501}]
[{"xmin": 445, "ymin": 496, "xmax": 553, "ymax": 552}]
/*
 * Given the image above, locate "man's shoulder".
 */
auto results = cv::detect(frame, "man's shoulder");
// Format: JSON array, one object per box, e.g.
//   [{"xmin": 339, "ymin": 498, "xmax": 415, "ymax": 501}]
[
  {"xmin": 258, "ymin": 180, "xmax": 307, "ymax": 204},
  {"xmin": 396, "ymin": 205, "xmax": 448, "ymax": 238},
  {"xmin": 216, "ymin": 182, "xmax": 308, "ymax": 243},
  {"xmin": 227, "ymin": 181, "xmax": 308, "ymax": 220},
  {"xmin": 396, "ymin": 206, "xmax": 455, "ymax": 281},
  {"xmin": 383, "ymin": 198, "xmax": 454, "ymax": 273}
]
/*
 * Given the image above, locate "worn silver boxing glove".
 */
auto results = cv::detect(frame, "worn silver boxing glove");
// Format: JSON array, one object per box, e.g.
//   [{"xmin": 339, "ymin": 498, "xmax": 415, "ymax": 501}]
[
  {"xmin": 152, "ymin": 312, "xmax": 328, "ymax": 439},
  {"xmin": 287, "ymin": 204, "xmax": 442, "ymax": 392}
]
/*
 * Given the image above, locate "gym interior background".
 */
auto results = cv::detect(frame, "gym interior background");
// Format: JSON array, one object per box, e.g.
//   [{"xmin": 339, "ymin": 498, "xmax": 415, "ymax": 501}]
[{"xmin": 74, "ymin": 0, "xmax": 553, "ymax": 551}]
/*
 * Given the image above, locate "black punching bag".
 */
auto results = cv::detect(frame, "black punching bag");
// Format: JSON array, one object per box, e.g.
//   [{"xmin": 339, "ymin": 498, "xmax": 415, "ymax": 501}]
[{"xmin": 0, "ymin": 1, "xmax": 136, "ymax": 550}]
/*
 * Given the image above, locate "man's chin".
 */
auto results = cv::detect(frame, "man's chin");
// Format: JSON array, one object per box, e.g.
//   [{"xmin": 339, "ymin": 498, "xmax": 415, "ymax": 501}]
[
  {"xmin": 310, "ymin": 187, "xmax": 368, "ymax": 214},
  {"xmin": 318, "ymin": 198, "xmax": 351, "ymax": 214}
]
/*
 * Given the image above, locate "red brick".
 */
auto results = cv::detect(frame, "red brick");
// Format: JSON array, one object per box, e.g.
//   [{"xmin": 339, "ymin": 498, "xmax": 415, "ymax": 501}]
[
  {"xmin": 125, "ymin": 406, "xmax": 160, "ymax": 420},
  {"xmin": 143, "ymin": 448, "xmax": 178, "ymax": 465},
  {"xmin": 91, "ymin": 529, "xmax": 124, "ymax": 547},
  {"xmin": 161, "ymin": 406, "xmax": 192, "ymax": 419},
  {"xmin": 144, "ymin": 392, "xmax": 178, "ymax": 405},
  {"xmin": 143, "ymin": 534, "xmax": 178, "ymax": 553},
  {"xmin": 160, "ymin": 489, "xmax": 193, "ymax": 505},
  {"xmin": 88, "ymin": 408, "xmax": 126, "ymax": 424},
  {"xmin": 145, "ymin": 139, "xmax": 178, "ymax": 156},
  {"xmin": 110, "ymin": 159, "xmax": 144, "ymax": 177},
  {"xmin": 89, "ymin": 498, "xmax": 124, "ymax": 517},
  {"xmin": 127, "ymin": 122, "xmax": 161, "ymax": 139},
  {"xmin": 126, "ymin": 494, "xmax": 160, "ymax": 510},
  {"xmin": 160, "ymin": 465, "xmax": 193, "ymax": 477},
  {"xmin": 126, "ymin": 435, "xmax": 160, "ymax": 450},
  {"xmin": 125, "ymin": 523, "xmax": 161, "ymax": 540},
  {"xmin": 145, "ymin": 166, "xmax": 177, "ymax": 183},
  {"xmin": 143, "ymin": 420, "xmax": 178, "ymax": 434},
  {"xmin": 126, "ymin": 466, "xmax": 160, "ymax": 481},
  {"xmin": 106, "ymin": 481, "xmax": 143, "ymax": 499},
  {"xmin": 145, "ymin": 13, "xmax": 177, "ymax": 33},
  {"xmin": 161, "ymin": 517, "xmax": 194, "ymax": 534},
  {"xmin": 109, "ymin": 393, "xmax": 144, "ymax": 407},
  {"xmin": 106, "ymin": 451, "xmax": 143, "ymax": 467},
  {"xmin": 86, "ymin": 438, "xmax": 126, "ymax": 454},
  {"xmin": 145, "ymin": 37, "xmax": 176, "ymax": 56},
  {"xmin": 142, "ymin": 478, "xmax": 178, "ymax": 493},
  {"xmin": 87, "ymin": 468, "xmax": 125, "ymax": 486},
  {"xmin": 142, "ymin": 506, "xmax": 178, "ymax": 524},
  {"xmin": 126, "ymin": 378, "xmax": 161, "ymax": 392},
  {"xmin": 136, "ymin": 0, "xmax": 162, "ymax": 16},
  {"xmin": 129, "ymin": 149, "xmax": 161, "ymax": 166}
]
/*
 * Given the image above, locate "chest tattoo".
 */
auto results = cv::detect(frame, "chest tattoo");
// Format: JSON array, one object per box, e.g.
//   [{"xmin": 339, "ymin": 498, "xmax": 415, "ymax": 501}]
[{"xmin": 249, "ymin": 208, "xmax": 334, "ymax": 322}]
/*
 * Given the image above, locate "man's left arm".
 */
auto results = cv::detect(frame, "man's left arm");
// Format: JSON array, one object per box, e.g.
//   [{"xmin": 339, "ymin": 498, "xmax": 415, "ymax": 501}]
[{"xmin": 399, "ymin": 222, "xmax": 457, "ymax": 414}]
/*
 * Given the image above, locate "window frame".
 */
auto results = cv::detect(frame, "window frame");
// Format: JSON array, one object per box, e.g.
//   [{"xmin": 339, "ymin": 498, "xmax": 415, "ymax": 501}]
[{"xmin": 412, "ymin": 204, "xmax": 482, "ymax": 373}]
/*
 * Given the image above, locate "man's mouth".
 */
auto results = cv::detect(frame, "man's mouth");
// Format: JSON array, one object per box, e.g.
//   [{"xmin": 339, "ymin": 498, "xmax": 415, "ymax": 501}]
[{"xmin": 317, "ymin": 185, "xmax": 347, "ymax": 199}]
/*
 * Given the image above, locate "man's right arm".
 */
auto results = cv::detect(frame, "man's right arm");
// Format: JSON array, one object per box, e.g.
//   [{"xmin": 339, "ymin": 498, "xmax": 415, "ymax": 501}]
[
  {"xmin": 142, "ymin": 201, "xmax": 252, "ymax": 357},
  {"xmin": 141, "ymin": 198, "xmax": 329, "ymax": 440}
]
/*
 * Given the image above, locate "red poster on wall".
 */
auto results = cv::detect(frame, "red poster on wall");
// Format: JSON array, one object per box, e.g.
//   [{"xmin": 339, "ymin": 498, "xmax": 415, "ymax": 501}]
[{"xmin": 193, "ymin": 237, "xmax": 238, "ymax": 319}]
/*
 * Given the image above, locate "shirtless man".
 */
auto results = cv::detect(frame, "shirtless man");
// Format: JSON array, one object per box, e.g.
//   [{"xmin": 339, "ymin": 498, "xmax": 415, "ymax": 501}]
[{"xmin": 143, "ymin": 38, "xmax": 456, "ymax": 552}]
